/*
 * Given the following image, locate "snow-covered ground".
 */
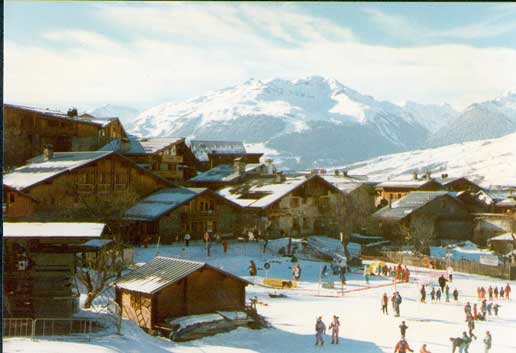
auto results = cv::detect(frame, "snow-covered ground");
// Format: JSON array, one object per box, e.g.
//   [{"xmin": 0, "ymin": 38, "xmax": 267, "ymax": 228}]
[
  {"xmin": 4, "ymin": 241, "xmax": 516, "ymax": 353},
  {"xmin": 430, "ymin": 241, "xmax": 497, "ymax": 262}
]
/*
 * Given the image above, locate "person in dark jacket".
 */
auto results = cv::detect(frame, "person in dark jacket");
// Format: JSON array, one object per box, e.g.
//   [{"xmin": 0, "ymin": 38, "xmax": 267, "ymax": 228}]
[
  {"xmin": 493, "ymin": 303, "xmax": 500, "ymax": 316},
  {"xmin": 436, "ymin": 288, "xmax": 442, "ymax": 302},
  {"xmin": 395, "ymin": 292, "xmax": 402, "ymax": 316},
  {"xmin": 315, "ymin": 316, "xmax": 326, "ymax": 346},
  {"xmin": 249, "ymin": 260, "xmax": 257, "ymax": 276},
  {"xmin": 438, "ymin": 275, "xmax": 447, "ymax": 292},
  {"xmin": 467, "ymin": 317, "xmax": 477, "ymax": 340},
  {"xmin": 399, "ymin": 321, "xmax": 408, "ymax": 338},
  {"xmin": 483, "ymin": 331, "xmax": 492, "ymax": 353},
  {"xmin": 445, "ymin": 285, "xmax": 450, "ymax": 302},
  {"xmin": 420, "ymin": 285, "xmax": 426, "ymax": 303},
  {"xmin": 462, "ymin": 332, "xmax": 472, "ymax": 353},
  {"xmin": 382, "ymin": 293, "xmax": 389, "ymax": 314},
  {"xmin": 430, "ymin": 287, "xmax": 436, "ymax": 302},
  {"xmin": 453, "ymin": 288, "xmax": 459, "ymax": 302},
  {"xmin": 449, "ymin": 337, "xmax": 465, "ymax": 353}
]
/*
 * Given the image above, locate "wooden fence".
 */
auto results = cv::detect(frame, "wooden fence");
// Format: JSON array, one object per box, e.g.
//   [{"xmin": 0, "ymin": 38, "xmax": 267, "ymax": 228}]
[{"xmin": 381, "ymin": 251, "xmax": 516, "ymax": 280}]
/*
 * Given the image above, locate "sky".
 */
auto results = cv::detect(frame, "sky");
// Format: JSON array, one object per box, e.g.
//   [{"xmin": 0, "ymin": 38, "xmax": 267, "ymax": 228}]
[{"xmin": 4, "ymin": 2, "xmax": 516, "ymax": 112}]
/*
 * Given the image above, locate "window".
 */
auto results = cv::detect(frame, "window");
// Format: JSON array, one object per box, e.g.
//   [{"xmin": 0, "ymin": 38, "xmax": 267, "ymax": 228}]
[
  {"xmin": 99, "ymin": 129, "xmax": 106, "ymax": 137},
  {"xmin": 199, "ymin": 199, "xmax": 214, "ymax": 211}
]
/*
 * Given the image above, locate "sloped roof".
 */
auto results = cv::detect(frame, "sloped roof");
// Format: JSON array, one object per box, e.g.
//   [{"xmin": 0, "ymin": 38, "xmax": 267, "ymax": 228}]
[
  {"xmin": 189, "ymin": 140, "xmax": 247, "ymax": 162},
  {"xmin": 322, "ymin": 176, "xmax": 364, "ymax": 194},
  {"xmin": 5, "ymin": 104, "xmax": 116, "ymax": 127},
  {"xmin": 488, "ymin": 233, "xmax": 516, "ymax": 242},
  {"xmin": 115, "ymin": 256, "xmax": 250, "ymax": 294},
  {"xmin": 376, "ymin": 179, "xmax": 439, "ymax": 189},
  {"xmin": 3, "ymin": 222, "xmax": 105, "ymax": 238},
  {"xmin": 189, "ymin": 163, "xmax": 264, "ymax": 183},
  {"xmin": 217, "ymin": 174, "xmax": 340, "ymax": 209},
  {"xmin": 496, "ymin": 198, "xmax": 516, "ymax": 207},
  {"xmin": 99, "ymin": 136, "xmax": 184, "ymax": 155},
  {"xmin": 124, "ymin": 187, "xmax": 206, "ymax": 221},
  {"xmin": 373, "ymin": 191, "xmax": 450, "ymax": 221},
  {"xmin": 3, "ymin": 151, "xmax": 114, "ymax": 190}
]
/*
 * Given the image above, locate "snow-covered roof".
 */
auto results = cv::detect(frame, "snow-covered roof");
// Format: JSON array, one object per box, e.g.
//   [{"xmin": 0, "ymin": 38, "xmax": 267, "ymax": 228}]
[
  {"xmin": 376, "ymin": 179, "xmax": 438, "ymax": 189},
  {"xmin": 217, "ymin": 174, "xmax": 338, "ymax": 209},
  {"xmin": 488, "ymin": 233, "xmax": 516, "ymax": 242},
  {"xmin": 5, "ymin": 104, "xmax": 116, "ymax": 127},
  {"xmin": 124, "ymin": 187, "xmax": 207, "ymax": 221},
  {"xmin": 496, "ymin": 198, "xmax": 516, "ymax": 207},
  {"xmin": 190, "ymin": 163, "xmax": 264, "ymax": 183},
  {"xmin": 3, "ymin": 222, "xmax": 105, "ymax": 238},
  {"xmin": 373, "ymin": 191, "xmax": 450, "ymax": 220},
  {"xmin": 3, "ymin": 151, "xmax": 114, "ymax": 190},
  {"xmin": 99, "ymin": 136, "xmax": 183, "ymax": 155},
  {"xmin": 115, "ymin": 256, "xmax": 250, "ymax": 294},
  {"xmin": 321, "ymin": 176, "xmax": 364, "ymax": 194},
  {"xmin": 189, "ymin": 140, "xmax": 247, "ymax": 162}
]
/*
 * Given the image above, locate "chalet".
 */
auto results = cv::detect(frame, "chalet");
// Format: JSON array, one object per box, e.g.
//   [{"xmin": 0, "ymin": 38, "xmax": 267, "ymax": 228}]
[
  {"xmin": 114, "ymin": 256, "xmax": 250, "ymax": 332},
  {"xmin": 487, "ymin": 233, "xmax": 516, "ymax": 255},
  {"xmin": 3, "ymin": 185, "xmax": 36, "ymax": 220},
  {"xmin": 2, "ymin": 148, "xmax": 171, "ymax": 219},
  {"xmin": 3, "ymin": 222, "xmax": 106, "ymax": 318},
  {"xmin": 476, "ymin": 189, "xmax": 516, "ymax": 213},
  {"xmin": 100, "ymin": 136, "xmax": 198, "ymax": 182},
  {"xmin": 449, "ymin": 191, "xmax": 489, "ymax": 213},
  {"xmin": 188, "ymin": 158, "xmax": 274, "ymax": 190},
  {"xmin": 372, "ymin": 191, "xmax": 473, "ymax": 246},
  {"xmin": 218, "ymin": 174, "xmax": 344, "ymax": 237},
  {"xmin": 434, "ymin": 175, "xmax": 482, "ymax": 193},
  {"xmin": 3, "ymin": 104, "xmax": 127, "ymax": 169},
  {"xmin": 123, "ymin": 187, "xmax": 241, "ymax": 243},
  {"xmin": 375, "ymin": 176, "xmax": 442, "ymax": 207},
  {"xmin": 473, "ymin": 213, "xmax": 515, "ymax": 244},
  {"xmin": 189, "ymin": 140, "xmax": 263, "ymax": 171}
]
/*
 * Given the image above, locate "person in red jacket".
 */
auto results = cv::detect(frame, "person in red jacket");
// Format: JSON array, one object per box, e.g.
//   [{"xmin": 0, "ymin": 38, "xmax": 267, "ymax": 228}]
[
  {"xmin": 382, "ymin": 293, "xmax": 389, "ymax": 314},
  {"xmin": 394, "ymin": 338, "xmax": 414, "ymax": 353},
  {"xmin": 505, "ymin": 283, "xmax": 511, "ymax": 299}
]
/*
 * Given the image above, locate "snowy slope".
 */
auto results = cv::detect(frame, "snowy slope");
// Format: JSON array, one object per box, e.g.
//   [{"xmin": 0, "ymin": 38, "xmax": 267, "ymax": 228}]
[
  {"xmin": 427, "ymin": 91, "xmax": 516, "ymax": 147},
  {"xmin": 402, "ymin": 101, "xmax": 459, "ymax": 133},
  {"xmin": 88, "ymin": 104, "xmax": 141, "ymax": 128},
  {"xmin": 339, "ymin": 132, "xmax": 516, "ymax": 188},
  {"xmin": 130, "ymin": 76, "xmax": 429, "ymax": 169}
]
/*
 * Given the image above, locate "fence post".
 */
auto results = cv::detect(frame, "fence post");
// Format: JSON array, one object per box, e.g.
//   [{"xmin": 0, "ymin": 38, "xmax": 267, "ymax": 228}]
[{"xmin": 31, "ymin": 319, "xmax": 36, "ymax": 341}]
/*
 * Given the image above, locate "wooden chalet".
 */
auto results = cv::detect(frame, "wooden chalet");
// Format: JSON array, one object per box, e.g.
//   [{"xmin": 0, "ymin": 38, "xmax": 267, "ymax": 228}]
[
  {"xmin": 476, "ymin": 189, "xmax": 516, "ymax": 213},
  {"xmin": 375, "ymin": 175, "xmax": 443, "ymax": 207},
  {"xmin": 3, "ymin": 104, "xmax": 126, "ymax": 169},
  {"xmin": 473, "ymin": 213, "xmax": 515, "ymax": 245},
  {"xmin": 217, "ymin": 174, "xmax": 344, "ymax": 237},
  {"xmin": 372, "ymin": 191, "xmax": 473, "ymax": 245},
  {"xmin": 189, "ymin": 140, "xmax": 263, "ymax": 171},
  {"xmin": 3, "ymin": 185, "xmax": 36, "ymax": 220},
  {"xmin": 114, "ymin": 257, "xmax": 250, "ymax": 332},
  {"xmin": 487, "ymin": 233, "xmax": 516, "ymax": 255},
  {"xmin": 123, "ymin": 187, "xmax": 241, "ymax": 243},
  {"xmin": 3, "ymin": 222, "xmax": 106, "ymax": 318},
  {"xmin": 2, "ymin": 148, "xmax": 171, "ymax": 219},
  {"xmin": 434, "ymin": 175, "xmax": 482, "ymax": 193},
  {"xmin": 100, "ymin": 136, "xmax": 198, "ymax": 182}
]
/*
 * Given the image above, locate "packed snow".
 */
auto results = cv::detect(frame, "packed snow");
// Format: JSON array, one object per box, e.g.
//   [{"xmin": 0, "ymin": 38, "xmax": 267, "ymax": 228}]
[{"xmin": 5, "ymin": 240, "xmax": 515, "ymax": 353}]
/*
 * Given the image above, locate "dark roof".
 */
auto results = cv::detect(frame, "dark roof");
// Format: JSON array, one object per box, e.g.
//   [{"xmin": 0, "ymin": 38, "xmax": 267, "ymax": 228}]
[
  {"xmin": 373, "ymin": 191, "xmax": 450, "ymax": 221},
  {"xmin": 115, "ymin": 256, "xmax": 250, "ymax": 294},
  {"xmin": 100, "ymin": 136, "xmax": 184, "ymax": 155}
]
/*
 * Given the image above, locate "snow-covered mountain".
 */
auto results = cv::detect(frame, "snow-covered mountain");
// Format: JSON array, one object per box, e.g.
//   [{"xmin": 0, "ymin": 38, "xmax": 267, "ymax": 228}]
[
  {"xmin": 88, "ymin": 104, "xmax": 141, "ymax": 128},
  {"xmin": 339, "ymin": 132, "xmax": 516, "ymax": 188},
  {"xmin": 426, "ymin": 91, "xmax": 516, "ymax": 147},
  {"xmin": 402, "ymin": 101, "xmax": 459, "ymax": 133},
  {"xmin": 131, "ymin": 76, "xmax": 431, "ymax": 169}
]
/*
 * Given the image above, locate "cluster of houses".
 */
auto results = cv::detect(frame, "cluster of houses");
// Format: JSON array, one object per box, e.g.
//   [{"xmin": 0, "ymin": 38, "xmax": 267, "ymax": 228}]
[{"xmin": 2, "ymin": 103, "xmax": 516, "ymax": 333}]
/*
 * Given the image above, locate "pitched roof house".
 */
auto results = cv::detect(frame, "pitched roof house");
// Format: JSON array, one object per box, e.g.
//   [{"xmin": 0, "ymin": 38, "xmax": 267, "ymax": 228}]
[{"xmin": 188, "ymin": 140, "xmax": 263, "ymax": 171}]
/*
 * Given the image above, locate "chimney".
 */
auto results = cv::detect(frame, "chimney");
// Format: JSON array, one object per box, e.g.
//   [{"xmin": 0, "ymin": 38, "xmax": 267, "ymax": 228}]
[
  {"xmin": 265, "ymin": 158, "xmax": 274, "ymax": 175},
  {"xmin": 67, "ymin": 108, "xmax": 78, "ymax": 118},
  {"xmin": 234, "ymin": 157, "xmax": 246, "ymax": 175},
  {"xmin": 43, "ymin": 144, "xmax": 54, "ymax": 160},
  {"xmin": 120, "ymin": 138, "xmax": 130, "ymax": 153},
  {"xmin": 441, "ymin": 173, "xmax": 448, "ymax": 179},
  {"xmin": 412, "ymin": 172, "xmax": 418, "ymax": 180}
]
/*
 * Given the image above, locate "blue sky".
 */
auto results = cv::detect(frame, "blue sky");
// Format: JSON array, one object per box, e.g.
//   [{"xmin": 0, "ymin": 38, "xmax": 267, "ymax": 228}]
[{"xmin": 5, "ymin": 2, "xmax": 516, "ymax": 111}]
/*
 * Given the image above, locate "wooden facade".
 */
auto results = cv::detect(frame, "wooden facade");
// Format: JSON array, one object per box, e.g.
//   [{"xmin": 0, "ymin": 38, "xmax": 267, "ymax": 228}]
[
  {"xmin": 375, "ymin": 180, "xmax": 442, "ymax": 207},
  {"xmin": 3, "ymin": 185, "xmax": 36, "ymax": 220},
  {"xmin": 206, "ymin": 152, "xmax": 263, "ymax": 170},
  {"xmin": 3, "ymin": 104, "xmax": 126, "ymax": 169}
]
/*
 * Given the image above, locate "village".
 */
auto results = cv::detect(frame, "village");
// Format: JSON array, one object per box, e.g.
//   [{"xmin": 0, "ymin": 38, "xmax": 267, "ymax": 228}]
[{"xmin": 2, "ymin": 103, "xmax": 516, "ymax": 353}]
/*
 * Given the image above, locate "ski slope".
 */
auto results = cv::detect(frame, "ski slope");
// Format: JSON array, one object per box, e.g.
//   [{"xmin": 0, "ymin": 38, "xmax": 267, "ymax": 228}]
[{"xmin": 4, "ymin": 241, "xmax": 515, "ymax": 353}]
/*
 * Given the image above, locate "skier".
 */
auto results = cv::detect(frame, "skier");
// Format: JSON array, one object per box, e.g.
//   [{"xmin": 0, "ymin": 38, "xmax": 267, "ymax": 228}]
[
  {"xmin": 293, "ymin": 264, "xmax": 301, "ymax": 281},
  {"xmin": 480, "ymin": 300, "xmax": 487, "ymax": 318},
  {"xmin": 499, "ymin": 286, "xmax": 504, "ymax": 299},
  {"xmin": 449, "ymin": 337, "xmax": 465, "ymax": 353},
  {"xmin": 329, "ymin": 315, "xmax": 340, "ymax": 344},
  {"xmin": 473, "ymin": 303, "xmax": 478, "ymax": 320},
  {"xmin": 315, "ymin": 316, "xmax": 326, "ymax": 346},
  {"xmin": 364, "ymin": 266, "xmax": 370, "ymax": 285},
  {"xmin": 436, "ymin": 288, "xmax": 442, "ymax": 302},
  {"xmin": 391, "ymin": 292, "xmax": 398, "ymax": 315},
  {"xmin": 464, "ymin": 302, "xmax": 472, "ymax": 320},
  {"xmin": 505, "ymin": 283, "xmax": 511, "ymax": 299},
  {"xmin": 493, "ymin": 303, "xmax": 500, "ymax": 316},
  {"xmin": 477, "ymin": 287, "xmax": 482, "ymax": 301},
  {"xmin": 467, "ymin": 317, "xmax": 477, "ymax": 340},
  {"xmin": 263, "ymin": 235, "xmax": 269, "ymax": 253},
  {"xmin": 438, "ymin": 275, "xmax": 447, "ymax": 292},
  {"xmin": 488, "ymin": 286, "xmax": 493, "ymax": 301},
  {"xmin": 184, "ymin": 232, "xmax": 191, "ymax": 247},
  {"xmin": 494, "ymin": 286, "xmax": 499, "ymax": 300},
  {"xmin": 462, "ymin": 332, "xmax": 472, "ymax": 353},
  {"xmin": 340, "ymin": 266, "xmax": 347, "ymax": 286},
  {"xmin": 419, "ymin": 344, "xmax": 431, "ymax": 353},
  {"xmin": 395, "ymin": 291, "xmax": 402, "ymax": 317},
  {"xmin": 399, "ymin": 321, "xmax": 408, "ymax": 338},
  {"xmin": 486, "ymin": 302, "xmax": 493, "ymax": 316},
  {"xmin": 453, "ymin": 288, "xmax": 459, "ymax": 302},
  {"xmin": 248, "ymin": 260, "xmax": 257, "ymax": 276},
  {"xmin": 382, "ymin": 293, "xmax": 389, "ymax": 315},
  {"xmin": 223, "ymin": 240, "xmax": 228, "ymax": 254},
  {"xmin": 430, "ymin": 287, "xmax": 436, "ymax": 302},
  {"xmin": 420, "ymin": 285, "xmax": 426, "ymax": 303},
  {"xmin": 445, "ymin": 285, "xmax": 450, "ymax": 302},
  {"xmin": 394, "ymin": 338, "xmax": 414, "ymax": 353},
  {"xmin": 483, "ymin": 331, "xmax": 492, "ymax": 353}
]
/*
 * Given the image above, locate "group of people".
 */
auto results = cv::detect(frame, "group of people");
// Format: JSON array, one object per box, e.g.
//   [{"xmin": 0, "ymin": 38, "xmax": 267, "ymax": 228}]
[
  {"xmin": 420, "ymin": 284, "xmax": 459, "ymax": 303},
  {"xmin": 464, "ymin": 300, "xmax": 501, "ymax": 322},
  {"xmin": 380, "ymin": 291, "xmax": 402, "ymax": 316},
  {"xmin": 449, "ymin": 331, "xmax": 492, "ymax": 353},
  {"xmin": 378, "ymin": 264, "xmax": 411, "ymax": 283},
  {"xmin": 315, "ymin": 315, "xmax": 340, "ymax": 346},
  {"xmin": 477, "ymin": 284, "xmax": 511, "ymax": 301}
]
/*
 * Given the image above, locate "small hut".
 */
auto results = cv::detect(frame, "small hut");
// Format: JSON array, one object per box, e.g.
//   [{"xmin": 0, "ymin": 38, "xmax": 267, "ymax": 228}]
[
  {"xmin": 114, "ymin": 257, "xmax": 250, "ymax": 332},
  {"xmin": 487, "ymin": 233, "xmax": 516, "ymax": 254}
]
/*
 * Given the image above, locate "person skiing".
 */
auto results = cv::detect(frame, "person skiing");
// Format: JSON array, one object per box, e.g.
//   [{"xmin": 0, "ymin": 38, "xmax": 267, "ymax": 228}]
[
  {"xmin": 505, "ymin": 283, "xmax": 511, "ymax": 299},
  {"xmin": 420, "ymin": 285, "xmax": 426, "ymax": 303},
  {"xmin": 493, "ymin": 286, "xmax": 499, "ymax": 299},
  {"xmin": 382, "ymin": 293, "xmax": 389, "ymax": 314},
  {"xmin": 394, "ymin": 338, "xmax": 414, "ymax": 353},
  {"xmin": 391, "ymin": 292, "xmax": 398, "ymax": 315},
  {"xmin": 499, "ymin": 285, "xmax": 505, "ymax": 298},
  {"xmin": 445, "ymin": 285, "xmax": 450, "ymax": 302},
  {"xmin": 315, "ymin": 316, "xmax": 326, "ymax": 346},
  {"xmin": 184, "ymin": 233, "xmax": 191, "ymax": 247},
  {"xmin": 464, "ymin": 302, "xmax": 472, "ymax": 320},
  {"xmin": 449, "ymin": 337, "xmax": 465, "ymax": 353},
  {"xmin": 436, "ymin": 288, "xmax": 442, "ymax": 302},
  {"xmin": 477, "ymin": 287, "xmax": 482, "ymax": 301},
  {"xmin": 488, "ymin": 286, "xmax": 493, "ymax": 301},
  {"xmin": 453, "ymin": 288, "xmax": 459, "ymax": 302},
  {"xmin": 328, "ymin": 315, "xmax": 340, "ymax": 344},
  {"xmin": 395, "ymin": 291, "xmax": 402, "ymax": 317},
  {"xmin": 467, "ymin": 316, "xmax": 477, "ymax": 340},
  {"xmin": 430, "ymin": 287, "xmax": 436, "ymax": 302},
  {"xmin": 248, "ymin": 260, "xmax": 257, "ymax": 276},
  {"xmin": 462, "ymin": 332, "xmax": 472, "ymax": 353},
  {"xmin": 493, "ymin": 303, "xmax": 500, "ymax": 316},
  {"xmin": 486, "ymin": 302, "xmax": 493, "ymax": 316},
  {"xmin": 438, "ymin": 275, "xmax": 447, "ymax": 292},
  {"xmin": 483, "ymin": 331, "xmax": 492, "ymax": 353},
  {"xmin": 223, "ymin": 240, "xmax": 228, "ymax": 254},
  {"xmin": 340, "ymin": 266, "xmax": 347, "ymax": 286},
  {"xmin": 399, "ymin": 321, "xmax": 408, "ymax": 338},
  {"xmin": 473, "ymin": 303, "xmax": 478, "ymax": 320},
  {"xmin": 419, "ymin": 344, "xmax": 431, "ymax": 353},
  {"xmin": 481, "ymin": 300, "xmax": 487, "ymax": 317},
  {"xmin": 293, "ymin": 264, "xmax": 301, "ymax": 281}
]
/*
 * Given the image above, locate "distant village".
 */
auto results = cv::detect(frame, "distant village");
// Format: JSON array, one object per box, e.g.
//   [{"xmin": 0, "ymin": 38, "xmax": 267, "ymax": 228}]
[{"xmin": 3, "ymin": 103, "xmax": 516, "ymax": 336}]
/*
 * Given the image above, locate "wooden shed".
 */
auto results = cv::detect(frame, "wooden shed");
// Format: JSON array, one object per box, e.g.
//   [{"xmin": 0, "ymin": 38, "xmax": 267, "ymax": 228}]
[
  {"xmin": 488, "ymin": 233, "xmax": 516, "ymax": 255},
  {"xmin": 114, "ymin": 257, "xmax": 250, "ymax": 332}
]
